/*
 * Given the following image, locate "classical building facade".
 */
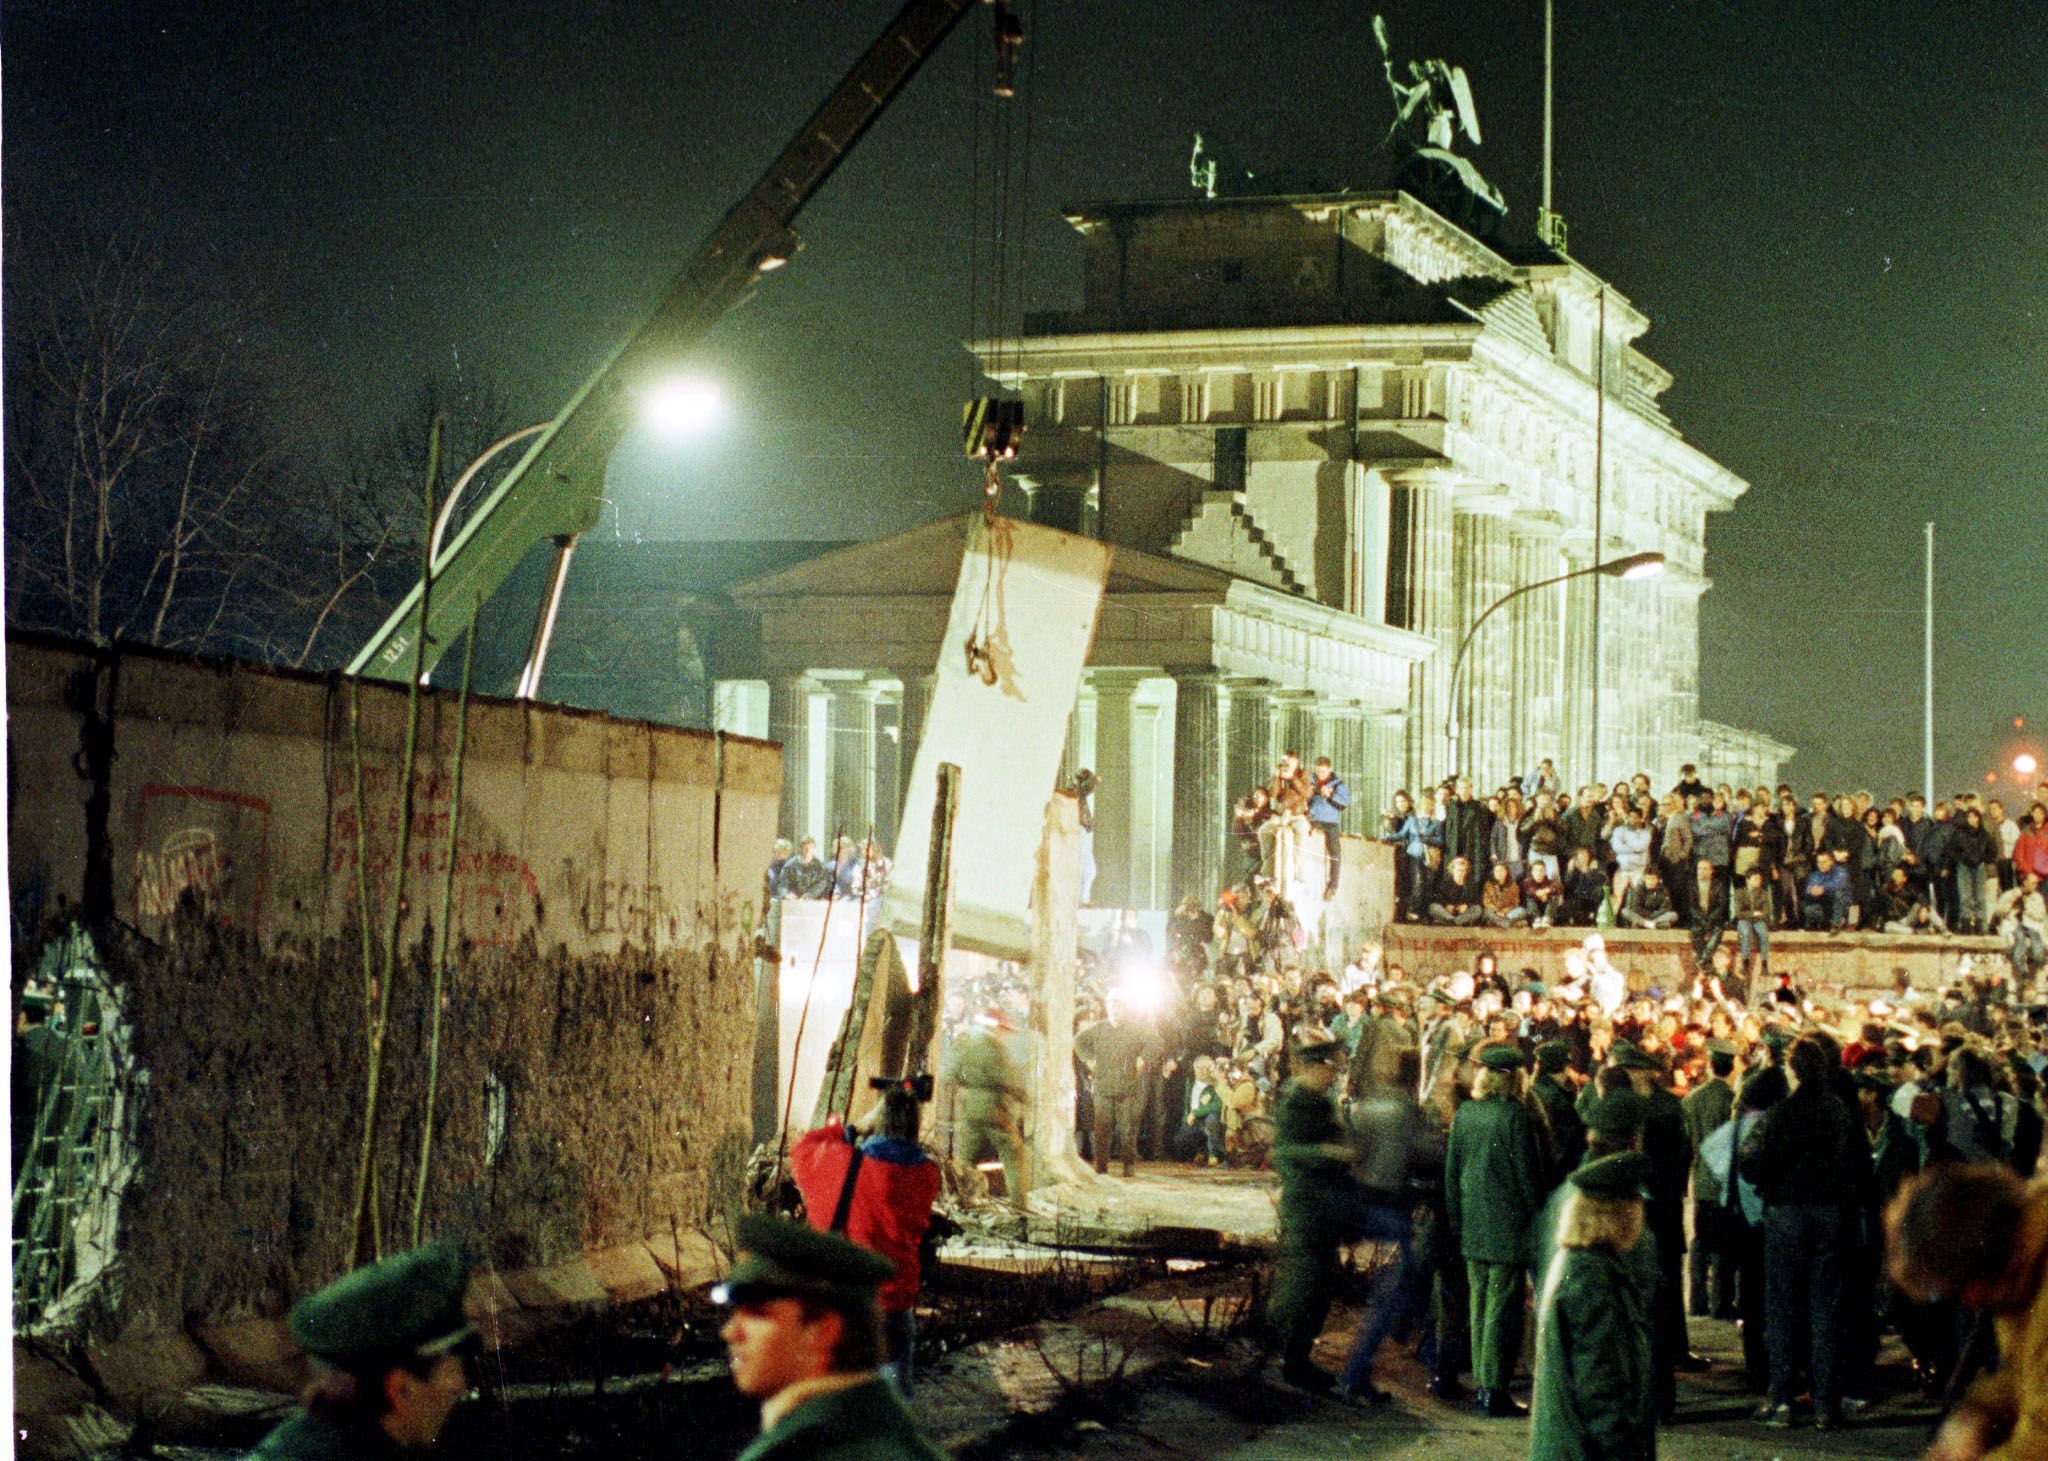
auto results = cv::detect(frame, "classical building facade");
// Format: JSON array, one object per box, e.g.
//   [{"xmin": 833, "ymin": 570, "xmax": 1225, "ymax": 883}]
[{"xmin": 690, "ymin": 190, "xmax": 1793, "ymax": 910}]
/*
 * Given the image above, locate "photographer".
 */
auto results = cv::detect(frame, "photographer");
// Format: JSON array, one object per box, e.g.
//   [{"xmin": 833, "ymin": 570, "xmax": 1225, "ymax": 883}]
[{"xmin": 790, "ymin": 1077, "xmax": 941, "ymax": 1389}]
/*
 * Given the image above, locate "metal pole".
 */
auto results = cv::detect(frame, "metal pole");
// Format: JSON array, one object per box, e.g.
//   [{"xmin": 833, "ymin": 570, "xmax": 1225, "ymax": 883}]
[
  {"xmin": 1542, "ymin": 0, "xmax": 1554, "ymax": 221},
  {"xmin": 1924, "ymin": 521, "xmax": 1935, "ymax": 804},
  {"xmin": 515, "ymin": 534, "xmax": 579, "ymax": 700},
  {"xmin": 1589, "ymin": 288, "xmax": 1606, "ymax": 782}
]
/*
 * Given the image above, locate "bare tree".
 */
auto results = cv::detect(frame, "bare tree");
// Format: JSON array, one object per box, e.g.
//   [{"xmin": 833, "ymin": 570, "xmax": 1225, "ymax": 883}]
[
  {"xmin": 277, "ymin": 372, "xmax": 517, "ymax": 670},
  {"xmin": 5, "ymin": 225, "xmax": 281, "ymax": 652}
]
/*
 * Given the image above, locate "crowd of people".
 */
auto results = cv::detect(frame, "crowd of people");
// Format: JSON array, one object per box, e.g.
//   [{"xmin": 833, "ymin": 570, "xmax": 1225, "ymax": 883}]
[
  {"xmin": 1254, "ymin": 941, "xmax": 2046, "ymax": 1440},
  {"xmin": 750, "ymin": 756, "xmax": 2048, "ymax": 1452},
  {"xmin": 1380, "ymin": 763, "xmax": 2048, "ymax": 986}
]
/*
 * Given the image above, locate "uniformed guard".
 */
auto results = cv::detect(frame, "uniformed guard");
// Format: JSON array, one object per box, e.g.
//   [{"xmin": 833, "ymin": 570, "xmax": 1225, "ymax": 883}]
[
  {"xmin": 1681, "ymin": 1039, "xmax": 1739, "ymax": 1320},
  {"xmin": 1609, "ymin": 1039, "xmax": 1697, "ymax": 1413},
  {"xmin": 942, "ymin": 1009, "xmax": 1029, "ymax": 1201},
  {"xmin": 250, "ymin": 1241, "xmax": 477, "ymax": 1460},
  {"xmin": 1446, "ymin": 1041, "xmax": 1540, "ymax": 1417},
  {"xmin": 1266, "ymin": 1034, "xmax": 1367, "ymax": 1392},
  {"xmin": 716, "ymin": 1213, "xmax": 943, "ymax": 1460},
  {"xmin": 1528, "ymin": 1152, "xmax": 1658, "ymax": 1461},
  {"xmin": 1528, "ymin": 1039, "xmax": 1583, "ymax": 1189}
]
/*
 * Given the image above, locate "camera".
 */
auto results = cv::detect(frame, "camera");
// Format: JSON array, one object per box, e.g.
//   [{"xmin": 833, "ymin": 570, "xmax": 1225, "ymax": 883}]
[{"xmin": 869, "ymin": 1072, "xmax": 935, "ymax": 1102}]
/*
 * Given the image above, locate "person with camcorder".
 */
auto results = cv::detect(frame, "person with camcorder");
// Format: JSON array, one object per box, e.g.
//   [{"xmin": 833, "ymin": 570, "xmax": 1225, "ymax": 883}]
[{"xmin": 790, "ymin": 1074, "xmax": 941, "ymax": 1389}]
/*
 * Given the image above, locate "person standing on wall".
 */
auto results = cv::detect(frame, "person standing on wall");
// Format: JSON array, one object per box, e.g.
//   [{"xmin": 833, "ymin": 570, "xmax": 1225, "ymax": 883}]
[{"xmin": 1308, "ymin": 757, "xmax": 1352, "ymax": 897}]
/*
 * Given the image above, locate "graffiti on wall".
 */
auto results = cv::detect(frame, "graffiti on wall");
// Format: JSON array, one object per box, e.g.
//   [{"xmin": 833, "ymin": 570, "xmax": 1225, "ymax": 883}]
[
  {"xmin": 133, "ymin": 785, "xmax": 272, "ymax": 936},
  {"xmin": 327, "ymin": 764, "xmax": 540, "ymax": 946}
]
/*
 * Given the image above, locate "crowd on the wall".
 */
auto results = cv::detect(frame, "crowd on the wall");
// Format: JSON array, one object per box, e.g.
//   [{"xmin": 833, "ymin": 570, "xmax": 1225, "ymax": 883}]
[{"xmin": 1376, "ymin": 763, "xmax": 2048, "ymax": 983}]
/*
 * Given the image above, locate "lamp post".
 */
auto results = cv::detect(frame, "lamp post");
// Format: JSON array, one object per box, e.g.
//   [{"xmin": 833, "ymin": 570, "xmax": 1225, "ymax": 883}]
[{"xmin": 1443, "ymin": 549, "xmax": 1665, "ymax": 782}]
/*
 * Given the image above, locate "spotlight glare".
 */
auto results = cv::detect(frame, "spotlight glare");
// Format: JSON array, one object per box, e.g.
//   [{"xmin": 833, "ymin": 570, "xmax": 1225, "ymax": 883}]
[{"xmin": 642, "ymin": 377, "xmax": 723, "ymax": 437}]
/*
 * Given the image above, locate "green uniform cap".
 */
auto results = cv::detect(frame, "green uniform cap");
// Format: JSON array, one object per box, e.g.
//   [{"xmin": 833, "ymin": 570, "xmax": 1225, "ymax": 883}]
[
  {"xmin": 1521, "ymin": 981, "xmax": 1549, "ymax": 997},
  {"xmin": 1706, "ymin": 1039, "xmax": 1738, "ymax": 1057},
  {"xmin": 1294, "ymin": 1038, "xmax": 1344, "ymax": 1066},
  {"xmin": 714, "ymin": 1212, "xmax": 895, "ymax": 1308},
  {"xmin": 1534, "ymin": 1040, "xmax": 1571, "ymax": 1072},
  {"xmin": 289, "ymin": 1240, "xmax": 474, "ymax": 1365},
  {"xmin": 19, "ymin": 987, "xmax": 54, "ymax": 1013},
  {"xmin": 1476, "ymin": 1042, "xmax": 1526, "ymax": 1072},
  {"xmin": 1585, "ymin": 1088, "xmax": 1649, "ymax": 1138},
  {"xmin": 1759, "ymin": 1024, "xmax": 1794, "ymax": 1051},
  {"xmin": 1569, "ymin": 1150, "xmax": 1653, "ymax": 1200},
  {"xmin": 1607, "ymin": 1040, "xmax": 1661, "ymax": 1071},
  {"xmin": 1419, "ymin": 989, "xmax": 1456, "ymax": 1008}
]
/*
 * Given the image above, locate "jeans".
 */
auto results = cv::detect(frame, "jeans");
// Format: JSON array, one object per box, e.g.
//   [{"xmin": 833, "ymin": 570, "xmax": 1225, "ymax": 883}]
[
  {"xmin": 1621, "ymin": 910, "xmax": 1679, "ymax": 929},
  {"xmin": 1737, "ymin": 918, "xmax": 1770, "ymax": 962},
  {"xmin": 1339, "ymin": 1202, "xmax": 1422, "ymax": 1390},
  {"xmin": 1764, "ymin": 1202, "xmax": 1844, "ymax": 1413},
  {"xmin": 1801, "ymin": 892, "xmax": 1847, "ymax": 930},
  {"xmin": 1429, "ymin": 904, "xmax": 1484, "ymax": 926},
  {"xmin": 1955, "ymin": 863, "xmax": 1989, "ymax": 931},
  {"xmin": 1483, "ymin": 907, "xmax": 1529, "ymax": 928},
  {"xmin": 2012, "ymin": 924, "xmax": 2047, "ymax": 981}
]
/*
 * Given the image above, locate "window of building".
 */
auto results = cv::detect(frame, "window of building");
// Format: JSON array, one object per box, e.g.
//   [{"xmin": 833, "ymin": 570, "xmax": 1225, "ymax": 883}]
[{"xmin": 1214, "ymin": 427, "xmax": 1247, "ymax": 494}]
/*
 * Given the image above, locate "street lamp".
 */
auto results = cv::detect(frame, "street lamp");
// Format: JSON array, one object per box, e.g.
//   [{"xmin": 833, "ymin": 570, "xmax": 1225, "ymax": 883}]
[
  {"xmin": 1443, "ymin": 550, "xmax": 1665, "ymax": 781},
  {"xmin": 419, "ymin": 382, "xmax": 724, "ymax": 698}
]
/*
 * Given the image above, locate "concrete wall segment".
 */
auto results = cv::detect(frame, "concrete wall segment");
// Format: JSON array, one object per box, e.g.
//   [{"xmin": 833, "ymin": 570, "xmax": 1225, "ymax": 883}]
[{"xmin": 5, "ymin": 633, "xmax": 772, "ymax": 1384}]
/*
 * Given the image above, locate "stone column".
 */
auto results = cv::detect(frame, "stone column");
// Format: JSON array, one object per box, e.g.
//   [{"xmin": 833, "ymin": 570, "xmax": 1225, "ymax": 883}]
[
  {"xmin": 1393, "ymin": 470, "xmax": 1455, "ymax": 791},
  {"xmin": 1170, "ymin": 671, "xmax": 1229, "ymax": 903},
  {"xmin": 1130, "ymin": 697, "xmax": 1165, "ymax": 908},
  {"xmin": 827, "ymin": 680, "xmax": 880, "ymax": 845},
  {"xmin": 1224, "ymin": 677, "xmax": 1275, "ymax": 811},
  {"xmin": 1470, "ymin": 512, "xmax": 1515, "ymax": 789},
  {"xmin": 1309, "ymin": 702, "xmax": 1366, "ymax": 833},
  {"xmin": 1349, "ymin": 464, "xmax": 1392, "ymax": 622},
  {"xmin": 894, "ymin": 670, "xmax": 937, "ymax": 847},
  {"xmin": 1559, "ymin": 536, "xmax": 1596, "ymax": 786},
  {"xmin": 1088, "ymin": 670, "xmax": 1147, "ymax": 910},
  {"xmin": 1271, "ymin": 689, "xmax": 1319, "ymax": 763},
  {"xmin": 1507, "ymin": 528, "xmax": 1562, "ymax": 784},
  {"xmin": 768, "ymin": 674, "xmax": 818, "ymax": 844},
  {"xmin": 1369, "ymin": 711, "xmax": 1409, "ymax": 814},
  {"xmin": 873, "ymin": 687, "xmax": 903, "ymax": 852}
]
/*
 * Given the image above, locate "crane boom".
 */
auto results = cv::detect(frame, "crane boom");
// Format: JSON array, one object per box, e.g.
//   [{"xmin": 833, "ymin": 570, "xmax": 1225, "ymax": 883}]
[{"xmin": 349, "ymin": 0, "xmax": 978, "ymax": 681}]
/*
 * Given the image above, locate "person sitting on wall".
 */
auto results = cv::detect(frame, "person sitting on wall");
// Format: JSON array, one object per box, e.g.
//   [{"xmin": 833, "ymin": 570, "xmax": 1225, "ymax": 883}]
[
  {"xmin": 1428, "ymin": 854, "xmax": 1485, "ymax": 927},
  {"xmin": 1800, "ymin": 850, "xmax": 1853, "ymax": 932},
  {"xmin": 777, "ymin": 838, "xmax": 837, "ymax": 901},
  {"xmin": 790, "ymin": 1082, "xmax": 941, "ymax": 1390},
  {"xmin": 1619, "ymin": 867, "xmax": 1679, "ymax": 930},
  {"xmin": 251, "ymin": 1242, "xmax": 478, "ymax": 1461}
]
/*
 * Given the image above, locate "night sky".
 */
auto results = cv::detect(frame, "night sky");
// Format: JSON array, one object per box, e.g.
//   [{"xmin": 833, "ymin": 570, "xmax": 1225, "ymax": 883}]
[{"xmin": 7, "ymin": 0, "xmax": 2044, "ymax": 797}]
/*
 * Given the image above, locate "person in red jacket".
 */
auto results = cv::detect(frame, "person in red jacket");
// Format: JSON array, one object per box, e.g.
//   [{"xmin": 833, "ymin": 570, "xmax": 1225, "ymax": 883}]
[{"xmin": 790, "ymin": 1082, "xmax": 941, "ymax": 1390}]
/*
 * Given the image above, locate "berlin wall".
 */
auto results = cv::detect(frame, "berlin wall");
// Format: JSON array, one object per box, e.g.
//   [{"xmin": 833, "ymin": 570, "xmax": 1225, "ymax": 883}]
[{"xmin": 6, "ymin": 633, "xmax": 776, "ymax": 1424}]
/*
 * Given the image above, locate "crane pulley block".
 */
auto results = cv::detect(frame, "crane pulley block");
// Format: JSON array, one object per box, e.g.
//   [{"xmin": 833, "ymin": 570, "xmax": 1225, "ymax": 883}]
[{"xmin": 962, "ymin": 397, "xmax": 1025, "ymax": 460}]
